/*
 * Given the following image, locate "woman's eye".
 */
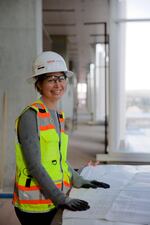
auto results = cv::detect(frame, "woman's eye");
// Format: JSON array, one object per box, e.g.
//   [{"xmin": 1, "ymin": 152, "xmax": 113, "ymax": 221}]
[
  {"xmin": 59, "ymin": 77, "xmax": 65, "ymax": 81},
  {"xmin": 48, "ymin": 79, "xmax": 53, "ymax": 82},
  {"xmin": 59, "ymin": 76, "xmax": 66, "ymax": 81}
]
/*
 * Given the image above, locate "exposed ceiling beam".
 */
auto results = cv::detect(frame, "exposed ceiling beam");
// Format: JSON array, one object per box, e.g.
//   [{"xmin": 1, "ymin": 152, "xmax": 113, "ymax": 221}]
[
  {"xmin": 43, "ymin": 9, "xmax": 75, "ymax": 12},
  {"xmin": 90, "ymin": 34, "xmax": 107, "ymax": 36},
  {"xmin": 45, "ymin": 23, "xmax": 76, "ymax": 27},
  {"xmin": 84, "ymin": 22, "xmax": 107, "ymax": 25}
]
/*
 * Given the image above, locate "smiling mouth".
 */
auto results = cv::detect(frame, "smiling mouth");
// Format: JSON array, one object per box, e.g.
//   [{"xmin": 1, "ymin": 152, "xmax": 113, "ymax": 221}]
[{"xmin": 52, "ymin": 90, "xmax": 62, "ymax": 95}]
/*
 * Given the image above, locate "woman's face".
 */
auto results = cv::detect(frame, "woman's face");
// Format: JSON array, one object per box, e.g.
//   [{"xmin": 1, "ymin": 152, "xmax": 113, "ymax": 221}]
[{"xmin": 39, "ymin": 72, "xmax": 68, "ymax": 102}]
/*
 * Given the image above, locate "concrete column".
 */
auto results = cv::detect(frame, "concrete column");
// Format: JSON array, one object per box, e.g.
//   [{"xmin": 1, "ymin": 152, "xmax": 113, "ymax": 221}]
[
  {"xmin": 109, "ymin": 0, "xmax": 119, "ymax": 152},
  {"xmin": 86, "ymin": 55, "xmax": 95, "ymax": 122},
  {"xmin": 94, "ymin": 44, "xmax": 106, "ymax": 122},
  {"xmin": 87, "ymin": 63, "xmax": 95, "ymax": 121},
  {"xmin": 109, "ymin": 0, "xmax": 126, "ymax": 152},
  {"xmin": 0, "ymin": 0, "xmax": 42, "ymax": 191}
]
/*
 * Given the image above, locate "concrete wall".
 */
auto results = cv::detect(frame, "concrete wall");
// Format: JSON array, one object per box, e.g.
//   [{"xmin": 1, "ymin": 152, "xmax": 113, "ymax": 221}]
[{"xmin": 0, "ymin": 0, "xmax": 42, "ymax": 191}]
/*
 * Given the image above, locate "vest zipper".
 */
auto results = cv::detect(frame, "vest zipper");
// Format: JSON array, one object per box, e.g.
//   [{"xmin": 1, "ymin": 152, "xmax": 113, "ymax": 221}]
[
  {"xmin": 58, "ymin": 140, "xmax": 63, "ymax": 191},
  {"xmin": 57, "ymin": 112, "xmax": 64, "ymax": 191}
]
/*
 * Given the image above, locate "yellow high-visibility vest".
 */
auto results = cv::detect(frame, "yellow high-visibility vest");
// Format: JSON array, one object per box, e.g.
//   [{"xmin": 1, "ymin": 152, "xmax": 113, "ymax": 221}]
[{"xmin": 13, "ymin": 99, "xmax": 72, "ymax": 213}]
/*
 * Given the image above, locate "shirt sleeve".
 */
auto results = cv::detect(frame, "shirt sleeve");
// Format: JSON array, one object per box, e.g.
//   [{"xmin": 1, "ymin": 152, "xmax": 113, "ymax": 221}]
[
  {"xmin": 67, "ymin": 162, "xmax": 86, "ymax": 188},
  {"xmin": 18, "ymin": 108, "xmax": 66, "ymax": 206}
]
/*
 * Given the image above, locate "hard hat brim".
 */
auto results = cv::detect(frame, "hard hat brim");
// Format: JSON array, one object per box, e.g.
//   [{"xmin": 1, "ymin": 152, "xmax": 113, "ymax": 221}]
[{"xmin": 26, "ymin": 70, "xmax": 74, "ymax": 84}]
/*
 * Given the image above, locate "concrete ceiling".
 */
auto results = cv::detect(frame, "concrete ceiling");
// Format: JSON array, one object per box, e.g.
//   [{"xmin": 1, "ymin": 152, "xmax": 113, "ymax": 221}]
[{"xmin": 43, "ymin": 0, "xmax": 109, "ymax": 82}]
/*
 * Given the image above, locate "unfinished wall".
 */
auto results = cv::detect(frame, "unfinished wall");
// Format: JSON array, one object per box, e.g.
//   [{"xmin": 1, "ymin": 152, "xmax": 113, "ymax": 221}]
[{"xmin": 0, "ymin": 0, "xmax": 42, "ymax": 191}]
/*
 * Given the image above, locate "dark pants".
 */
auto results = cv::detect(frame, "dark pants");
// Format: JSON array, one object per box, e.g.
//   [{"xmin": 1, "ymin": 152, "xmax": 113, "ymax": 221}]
[{"xmin": 15, "ymin": 207, "xmax": 58, "ymax": 225}]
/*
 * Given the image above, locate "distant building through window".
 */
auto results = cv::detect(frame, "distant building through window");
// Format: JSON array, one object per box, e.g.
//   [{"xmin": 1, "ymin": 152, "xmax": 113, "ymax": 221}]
[{"xmin": 123, "ymin": 0, "xmax": 150, "ymax": 152}]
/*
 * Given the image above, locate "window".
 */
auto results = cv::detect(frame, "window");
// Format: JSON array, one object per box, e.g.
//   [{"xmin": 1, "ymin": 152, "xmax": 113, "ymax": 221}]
[
  {"xmin": 117, "ymin": 0, "xmax": 150, "ymax": 152},
  {"xmin": 77, "ymin": 83, "xmax": 87, "ymax": 107}
]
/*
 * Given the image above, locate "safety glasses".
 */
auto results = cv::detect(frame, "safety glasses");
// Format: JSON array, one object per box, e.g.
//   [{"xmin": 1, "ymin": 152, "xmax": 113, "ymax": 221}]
[{"xmin": 46, "ymin": 74, "xmax": 67, "ymax": 84}]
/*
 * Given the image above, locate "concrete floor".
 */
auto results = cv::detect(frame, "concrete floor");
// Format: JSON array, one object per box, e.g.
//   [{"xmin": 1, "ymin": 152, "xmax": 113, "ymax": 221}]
[
  {"xmin": 0, "ymin": 199, "xmax": 63, "ymax": 225},
  {"xmin": 0, "ymin": 109, "xmax": 105, "ymax": 225},
  {"xmin": 0, "ymin": 199, "xmax": 20, "ymax": 225},
  {"xmin": 68, "ymin": 122, "xmax": 105, "ymax": 169}
]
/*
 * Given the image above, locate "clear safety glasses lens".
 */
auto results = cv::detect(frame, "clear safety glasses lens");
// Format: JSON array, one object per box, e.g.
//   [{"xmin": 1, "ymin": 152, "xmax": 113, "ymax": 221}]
[{"xmin": 47, "ymin": 75, "xmax": 67, "ymax": 83}]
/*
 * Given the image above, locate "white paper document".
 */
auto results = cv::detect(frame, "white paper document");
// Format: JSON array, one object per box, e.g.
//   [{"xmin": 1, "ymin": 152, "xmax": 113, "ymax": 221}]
[{"xmin": 63, "ymin": 165, "xmax": 150, "ymax": 225}]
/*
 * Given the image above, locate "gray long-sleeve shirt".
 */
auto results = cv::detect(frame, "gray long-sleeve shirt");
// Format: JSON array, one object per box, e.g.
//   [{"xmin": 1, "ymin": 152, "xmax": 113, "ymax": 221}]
[{"xmin": 17, "ymin": 107, "xmax": 85, "ymax": 206}]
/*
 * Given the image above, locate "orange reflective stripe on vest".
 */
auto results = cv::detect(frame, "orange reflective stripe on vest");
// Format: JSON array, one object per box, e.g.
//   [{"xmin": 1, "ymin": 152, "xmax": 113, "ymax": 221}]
[
  {"xmin": 64, "ymin": 181, "xmax": 71, "ymax": 188},
  {"xmin": 59, "ymin": 118, "xmax": 65, "ymax": 123},
  {"xmin": 39, "ymin": 124, "xmax": 55, "ymax": 131},
  {"xmin": 16, "ymin": 183, "xmax": 40, "ymax": 191},
  {"xmin": 19, "ymin": 199, "xmax": 52, "ymax": 204},
  {"xmin": 16, "ymin": 182, "xmax": 63, "ymax": 191},
  {"xmin": 37, "ymin": 111, "xmax": 50, "ymax": 118}
]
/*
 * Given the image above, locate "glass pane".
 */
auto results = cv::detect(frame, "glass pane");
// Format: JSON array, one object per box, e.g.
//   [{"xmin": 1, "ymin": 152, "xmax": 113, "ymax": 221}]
[
  {"xmin": 118, "ymin": 0, "xmax": 150, "ymax": 19},
  {"xmin": 125, "ymin": 22, "xmax": 150, "ymax": 152}
]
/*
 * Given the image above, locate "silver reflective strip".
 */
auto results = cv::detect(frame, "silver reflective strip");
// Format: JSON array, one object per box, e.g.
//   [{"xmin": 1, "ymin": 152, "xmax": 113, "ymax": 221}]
[
  {"xmin": 17, "ymin": 179, "xmax": 63, "ymax": 201},
  {"xmin": 63, "ymin": 185, "xmax": 70, "ymax": 194},
  {"xmin": 18, "ymin": 189, "xmax": 43, "ymax": 200},
  {"xmin": 37, "ymin": 117, "xmax": 52, "ymax": 127},
  {"xmin": 60, "ymin": 122, "xmax": 64, "ymax": 131},
  {"xmin": 32, "ymin": 103, "xmax": 44, "ymax": 109},
  {"xmin": 54, "ymin": 179, "xmax": 62, "ymax": 183}
]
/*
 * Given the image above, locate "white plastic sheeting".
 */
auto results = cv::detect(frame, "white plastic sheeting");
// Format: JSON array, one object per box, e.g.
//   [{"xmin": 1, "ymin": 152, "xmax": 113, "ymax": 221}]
[{"xmin": 63, "ymin": 165, "xmax": 150, "ymax": 225}]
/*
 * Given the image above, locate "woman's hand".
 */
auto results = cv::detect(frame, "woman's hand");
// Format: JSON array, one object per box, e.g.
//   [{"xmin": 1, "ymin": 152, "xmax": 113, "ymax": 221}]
[
  {"xmin": 59, "ymin": 197, "xmax": 90, "ymax": 211},
  {"xmin": 81, "ymin": 180, "xmax": 110, "ymax": 189}
]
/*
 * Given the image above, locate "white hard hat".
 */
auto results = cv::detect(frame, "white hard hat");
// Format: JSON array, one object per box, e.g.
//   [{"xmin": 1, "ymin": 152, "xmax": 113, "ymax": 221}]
[{"xmin": 27, "ymin": 51, "xmax": 73, "ymax": 83}]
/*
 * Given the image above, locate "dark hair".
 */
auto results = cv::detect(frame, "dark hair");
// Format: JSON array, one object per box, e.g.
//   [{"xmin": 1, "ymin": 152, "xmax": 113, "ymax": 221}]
[{"xmin": 34, "ymin": 74, "xmax": 47, "ymax": 94}]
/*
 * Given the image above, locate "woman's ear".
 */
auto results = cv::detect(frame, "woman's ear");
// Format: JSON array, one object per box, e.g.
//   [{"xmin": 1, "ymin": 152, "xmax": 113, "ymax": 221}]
[
  {"xmin": 36, "ymin": 81, "xmax": 43, "ymax": 94},
  {"xmin": 64, "ymin": 80, "xmax": 68, "ymax": 92}
]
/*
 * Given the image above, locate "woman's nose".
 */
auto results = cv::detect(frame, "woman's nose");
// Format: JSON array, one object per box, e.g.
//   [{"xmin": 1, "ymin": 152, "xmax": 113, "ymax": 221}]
[{"xmin": 53, "ymin": 79, "xmax": 60, "ymax": 86}]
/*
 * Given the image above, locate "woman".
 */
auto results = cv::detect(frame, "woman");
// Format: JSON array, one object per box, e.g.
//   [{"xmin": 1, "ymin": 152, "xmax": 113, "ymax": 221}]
[{"xmin": 13, "ymin": 51, "xmax": 110, "ymax": 225}]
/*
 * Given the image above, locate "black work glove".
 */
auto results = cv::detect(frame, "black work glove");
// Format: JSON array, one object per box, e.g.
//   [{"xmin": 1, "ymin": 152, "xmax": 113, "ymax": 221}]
[
  {"xmin": 60, "ymin": 197, "xmax": 90, "ymax": 211},
  {"xmin": 81, "ymin": 180, "xmax": 110, "ymax": 189}
]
